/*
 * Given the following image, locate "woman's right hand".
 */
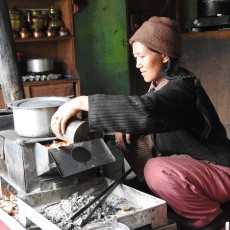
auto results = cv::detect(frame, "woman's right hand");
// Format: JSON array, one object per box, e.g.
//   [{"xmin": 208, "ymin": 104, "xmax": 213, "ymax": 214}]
[{"xmin": 51, "ymin": 96, "xmax": 89, "ymax": 135}]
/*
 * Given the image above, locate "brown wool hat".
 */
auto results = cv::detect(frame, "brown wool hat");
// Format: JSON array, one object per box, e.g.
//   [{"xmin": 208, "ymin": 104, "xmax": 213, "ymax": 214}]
[{"xmin": 129, "ymin": 16, "xmax": 182, "ymax": 59}]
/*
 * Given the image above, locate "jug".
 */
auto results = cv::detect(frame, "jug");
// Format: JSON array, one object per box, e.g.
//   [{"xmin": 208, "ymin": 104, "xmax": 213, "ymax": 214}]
[
  {"xmin": 9, "ymin": 6, "xmax": 25, "ymax": 32},
  {"xmin": 27, "ymin": 10, "xmax": 48, "ymax": 31},
  {"xmin": 48, "ymin": 6, "xmax": 65, "ymax": 32}
]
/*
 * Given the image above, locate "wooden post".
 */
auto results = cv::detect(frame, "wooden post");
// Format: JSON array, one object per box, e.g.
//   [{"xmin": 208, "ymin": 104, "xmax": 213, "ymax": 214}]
[{"xmin": 0, "ymin": 0, "xmax": 24, "ymax": 108}]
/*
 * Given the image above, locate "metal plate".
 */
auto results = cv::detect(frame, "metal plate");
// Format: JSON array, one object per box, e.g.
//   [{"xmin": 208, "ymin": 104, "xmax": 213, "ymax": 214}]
[{"xmin": 10, "ymin": 97, "xmax": 70, "ymax": 109}]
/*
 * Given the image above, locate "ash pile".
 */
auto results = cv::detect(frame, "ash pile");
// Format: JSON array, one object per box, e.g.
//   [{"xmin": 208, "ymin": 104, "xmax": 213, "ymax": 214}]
[{"xmin": 44, "ymin": 190, "xmax": 130, "ymax": 230}]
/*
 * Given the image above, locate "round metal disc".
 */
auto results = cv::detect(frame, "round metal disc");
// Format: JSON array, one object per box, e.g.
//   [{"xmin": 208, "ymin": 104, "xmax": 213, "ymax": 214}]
[{"xmin": 71, "ymin": 147, "xmax": 91, "ymax": 162}]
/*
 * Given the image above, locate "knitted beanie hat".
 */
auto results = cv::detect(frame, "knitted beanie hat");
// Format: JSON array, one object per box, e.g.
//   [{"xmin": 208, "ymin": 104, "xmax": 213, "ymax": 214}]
[{"xmin": 129, "ymin": 16, "xmax": 182, "ymax": 59}]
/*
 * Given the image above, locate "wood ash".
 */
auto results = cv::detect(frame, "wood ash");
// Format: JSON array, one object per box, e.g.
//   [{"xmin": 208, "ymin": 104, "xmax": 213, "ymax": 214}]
[{"xmin": 43, "ymin": 191, "xmax": 128, "ymax": 230}]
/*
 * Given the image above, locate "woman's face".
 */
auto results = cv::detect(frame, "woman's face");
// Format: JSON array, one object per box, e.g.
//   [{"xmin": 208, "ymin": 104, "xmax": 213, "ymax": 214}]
[{"xmin": 132, "ymin": 42, "xmax": 169, "ymax": 82}]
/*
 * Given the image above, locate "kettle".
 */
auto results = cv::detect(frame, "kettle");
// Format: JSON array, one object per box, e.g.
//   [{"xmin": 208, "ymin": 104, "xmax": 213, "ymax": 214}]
[
  {"xmin": 48, "ymin": 6, "xmax": 65, "ymax": 32},
  {"xmin": 27, "ymin": 10, "xmax": 48, "ymax": 31}
]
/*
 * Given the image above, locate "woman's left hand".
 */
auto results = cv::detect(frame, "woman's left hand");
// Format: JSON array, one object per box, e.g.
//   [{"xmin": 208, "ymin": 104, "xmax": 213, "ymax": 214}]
[{"xmin": 115, "ymin": 132, "xmax": 131, "ymax": 151}]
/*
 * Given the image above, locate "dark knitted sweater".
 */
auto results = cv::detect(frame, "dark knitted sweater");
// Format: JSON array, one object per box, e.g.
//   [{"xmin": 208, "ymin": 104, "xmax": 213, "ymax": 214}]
[{"xmin": 88, "ymin": 70, "xmax": 230, "ymax": 167}]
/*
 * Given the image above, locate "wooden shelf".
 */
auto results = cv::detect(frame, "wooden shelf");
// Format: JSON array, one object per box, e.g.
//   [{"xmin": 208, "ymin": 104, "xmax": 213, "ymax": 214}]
[
  {"xmin": 0, "ymin": 0, "xmax": 79, "ymax": 109},
  {"xmin": 23, "ymin": 78, "xmax": 79, "ymax": 98},
  {"xmin": 0, "ymin": 79, "xmax": 79, "ymax": 108},
  {"xmin": 23, "ymin": 78, "xmax": 78, "ymax": 86},
  {"xmin": 182, "ymin": 30, "xmax": 230, "ymax": 39},
  {"xmin": 15, "ymin": 35, "xmax": 74, "ymax": 43}
]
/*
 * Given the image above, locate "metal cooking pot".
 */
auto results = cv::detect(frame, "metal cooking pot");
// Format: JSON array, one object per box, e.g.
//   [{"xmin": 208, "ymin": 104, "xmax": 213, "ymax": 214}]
[
  {"xmin": 26, "ymin": 58, "xmax": 54, "ymax": 73},
  {"xmin": 10, "ymin": 97, "xmax": 70, "ymax": 138},
  {"xmin": 198, "ymin": 0, "xmax": 230, "ymax": 17}
]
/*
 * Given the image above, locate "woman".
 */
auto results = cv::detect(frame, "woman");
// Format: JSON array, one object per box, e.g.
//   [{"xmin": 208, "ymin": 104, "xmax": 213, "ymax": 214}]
[{"xmin": 51, "ymin": 17, "xmax": 230, "ymax": 229}]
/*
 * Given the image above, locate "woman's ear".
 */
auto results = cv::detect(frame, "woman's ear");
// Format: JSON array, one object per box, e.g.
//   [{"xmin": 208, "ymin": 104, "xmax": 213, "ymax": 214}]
[{"xmin": 162, "ymin": 54, "xmax": 169, "ymax": 63}]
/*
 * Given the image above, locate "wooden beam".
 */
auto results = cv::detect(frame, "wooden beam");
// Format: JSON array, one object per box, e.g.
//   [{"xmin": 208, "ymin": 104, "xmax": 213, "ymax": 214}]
[{"xmin": 0, "ymin": 0, "xmax": 24, "ymax": 108}]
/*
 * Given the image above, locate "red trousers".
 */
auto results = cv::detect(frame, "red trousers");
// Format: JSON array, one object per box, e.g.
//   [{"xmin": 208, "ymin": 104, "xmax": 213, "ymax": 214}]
[{"xmin": 144, "ymin": 156, "xmax": 230, "ymax": 227}]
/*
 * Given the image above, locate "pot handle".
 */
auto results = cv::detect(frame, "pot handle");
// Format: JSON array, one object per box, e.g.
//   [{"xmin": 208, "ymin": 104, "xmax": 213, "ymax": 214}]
[
  {"xmin": 7, "ymin": 103, "xmax": 14, "ymax": 109},
  {"xmin": 0, "ymin": 108, "xmax": 13, "ymax": 114}
]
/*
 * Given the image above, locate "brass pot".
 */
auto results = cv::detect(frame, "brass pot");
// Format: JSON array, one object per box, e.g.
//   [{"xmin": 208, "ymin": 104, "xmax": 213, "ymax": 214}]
[
  {"xmin": 59, "ymin": 26, "xmax": 70, "ymax": 36},
  {"xmin": 48, "ymin": 6, "xmax": 65, "ymax": 31},
  {"xmin": 9, "ymin": 5, "xmax": 22, "ymax": 19},
  {"xmin": 46, "ymin": 27, "xmax": 57, "ymax": 37},
  {"xmin": 10, "ymin": 19, "xmax": 23, "ymax": 32},
  {"xmin": 9, "ymin": 6, "xmax": 24, "ymax": 32},
  {"xmin": 27, "ymin": 10, "xmax": 48, "ymax": 31},
  {"xmin": 33, "ymin": 28, "xmax": 44, "ymax": 38},
  {"xmin": 19, "ymin": 27, "xmax": 31, "ymax": 39}
]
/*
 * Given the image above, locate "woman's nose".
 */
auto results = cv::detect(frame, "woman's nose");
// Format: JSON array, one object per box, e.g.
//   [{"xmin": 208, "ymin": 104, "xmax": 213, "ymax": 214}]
[{"xmin": 136, "ymin": 58, "xmax": 142, "ymax": 68}]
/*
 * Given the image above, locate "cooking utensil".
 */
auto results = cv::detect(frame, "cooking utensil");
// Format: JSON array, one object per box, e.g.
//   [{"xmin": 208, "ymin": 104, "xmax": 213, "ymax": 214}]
[
  {"xmin": 48, "ymin": 6, "xmax": 65, "ymax": 31},
  {"xmin": 226, "ymin": 222, "xmax": 230, "ymax": 230},
  {"xmin": 198, "ymin": 0, "xmax": 230, "ymax": 17},
  {"xmin": 10, "ymin": 96, "xmax": 69, "ymax": 137},
  {"xmin": 112, "ymin": 216, "xmax": 118, "ymax": 229},
  {"xmin": 8, "ymin": 5, "xmax": 24, "ymax": 32},
  {"xmin": 19, "ymin": 27, "xmax": 31, "ymax": 39},
  {"xmin": 27, "ymin": 10, "xmax": 48, "ymax": 31},
  {"xmin": 26, "ymin": 58, "xmax": 54, "ymax": 73},
  {"xmin": 33, "ymin": 28, "xmax": 45, "ymax": 38},
  {"xmin": 68, "ymin": 168, "xmax": 133, "ymax": 227}
]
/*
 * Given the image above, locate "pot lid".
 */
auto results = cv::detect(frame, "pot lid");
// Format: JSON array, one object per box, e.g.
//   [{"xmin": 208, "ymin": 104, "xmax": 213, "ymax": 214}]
[{"xmin": 11, "ymin": 97, "xmax": 70, "ymax": 108}]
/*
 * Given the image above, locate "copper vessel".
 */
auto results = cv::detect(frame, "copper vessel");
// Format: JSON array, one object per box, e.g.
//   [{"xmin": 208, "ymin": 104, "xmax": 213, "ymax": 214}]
[
  {"xmin": 27, "ymin": 10, "xmax": 48, "ymax": 31},
  {"xmin": 46, "ymin": 27, "xmax": 57, "ymax": 37},
  {"xmin": 9, "ymin": 6, "xmax": 25, "ymax": 32},
  {"xmin": 48, "ymin": 6, "xmax": 65, "ymax": 31},
  {"xmin": 33, "ymin": 28, "xmax": 45, "ymax": 38},
  {"xmin": 19, "ymin": 27, "xmax": 31, "ymax": 39}
]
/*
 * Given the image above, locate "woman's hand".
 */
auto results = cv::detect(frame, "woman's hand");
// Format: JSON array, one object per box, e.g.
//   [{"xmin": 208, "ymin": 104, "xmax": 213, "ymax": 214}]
[
  {"xmin": 115, "ymin": 132, "xmax": 131, "ymax": 151},
  {"xmin": 51, "ymin": 96, "xmax": 89, "ymax": 135}
]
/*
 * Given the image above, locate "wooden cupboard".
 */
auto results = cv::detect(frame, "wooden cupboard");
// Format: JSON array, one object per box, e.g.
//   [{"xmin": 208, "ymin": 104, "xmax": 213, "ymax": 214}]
[{"xmin": 0, "ymin": 0, "xmax": 79, "ymax": 108}]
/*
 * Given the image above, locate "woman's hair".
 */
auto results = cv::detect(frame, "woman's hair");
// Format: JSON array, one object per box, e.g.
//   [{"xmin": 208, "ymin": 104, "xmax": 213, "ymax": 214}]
[{"xmin": 162, "ymin": 58, "xmax": 179, "ymax": 76}]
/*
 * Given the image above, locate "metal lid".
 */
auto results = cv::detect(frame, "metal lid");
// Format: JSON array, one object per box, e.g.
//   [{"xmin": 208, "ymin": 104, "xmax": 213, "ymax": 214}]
[{"xmin": 11, "ymin": 97, "xmax": 70, "ymax": 109}]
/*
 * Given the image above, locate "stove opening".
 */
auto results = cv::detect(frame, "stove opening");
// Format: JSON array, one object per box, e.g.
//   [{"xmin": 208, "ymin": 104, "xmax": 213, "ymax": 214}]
[
  {"xmin": 71, "ymin": 147, "xmax": 91, "ymax": 162},
  {"xmin": 43, "ymin": 140, "xmax": 70, "ymax": 149}
]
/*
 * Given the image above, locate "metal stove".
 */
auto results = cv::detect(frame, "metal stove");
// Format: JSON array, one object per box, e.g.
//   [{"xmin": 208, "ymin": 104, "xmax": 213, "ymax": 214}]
[
  {"xmin": 0, "ymin": 112, "xmax": 175, "ymax": 230},
  {"xmin": 0, "ymin": 127, "xmax": 115, "ymax": 196}
]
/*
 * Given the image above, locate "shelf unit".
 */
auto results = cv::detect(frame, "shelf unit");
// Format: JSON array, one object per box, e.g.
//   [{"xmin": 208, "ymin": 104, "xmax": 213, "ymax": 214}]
[
  {"xmin": 182, "ymin": 30, "xmax": 230, "ymax": 39},
  {"xmin": 0, "ymin": 0, "xmax": 79, "ymax": 108}
]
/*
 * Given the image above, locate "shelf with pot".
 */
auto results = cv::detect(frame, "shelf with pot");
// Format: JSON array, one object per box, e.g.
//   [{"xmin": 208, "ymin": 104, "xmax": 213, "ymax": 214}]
[
  {"xmin": 15, "ymin": 35, "xmax": 74, "ymax": 43},
  {"xmin": 10, "ymin": 5, "xmax": 71, "ymax": 39},
  {"xmin": 182, "ymin": 29, "xmax": 230, "ymax": 39},
  {"xmin": 0, "ymin": 0, "xmax": 80, "ymax": 109}
]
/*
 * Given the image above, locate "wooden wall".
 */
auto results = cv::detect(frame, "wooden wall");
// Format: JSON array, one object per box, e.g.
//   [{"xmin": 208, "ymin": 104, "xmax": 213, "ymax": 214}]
[{"xmin": 181, "ymin": 31, "xmax": 230, "ymax": 137}]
